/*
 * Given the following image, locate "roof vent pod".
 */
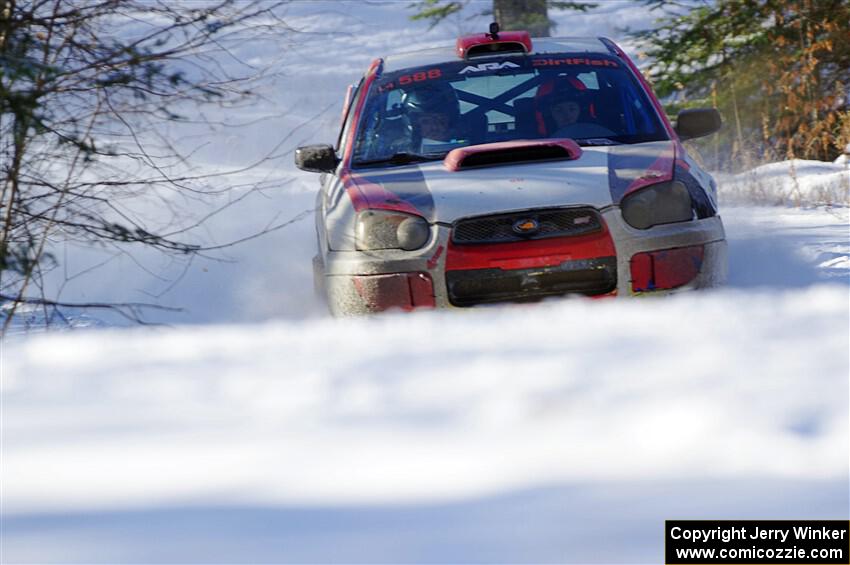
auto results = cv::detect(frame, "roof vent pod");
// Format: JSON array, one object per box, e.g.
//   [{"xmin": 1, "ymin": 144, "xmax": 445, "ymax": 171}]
[{"xmin": 456, "ymin": 23, "xmax": 532, "ymax": 59}]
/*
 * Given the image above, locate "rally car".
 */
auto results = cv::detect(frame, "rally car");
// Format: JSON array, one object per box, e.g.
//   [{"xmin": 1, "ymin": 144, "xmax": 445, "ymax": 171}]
[{"xmin": 295, "ymin": 26, "xmax": 727, "ymax": 315}]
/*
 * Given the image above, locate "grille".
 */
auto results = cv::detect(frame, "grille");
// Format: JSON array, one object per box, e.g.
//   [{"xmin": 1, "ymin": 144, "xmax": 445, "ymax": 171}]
[
  {"xmin": 446, "ymin": 257, "xmax": 617, "ymax": 307},
  {"xmin": 452, "ymin": 207, "xmax": 602, "ymax": 245}
]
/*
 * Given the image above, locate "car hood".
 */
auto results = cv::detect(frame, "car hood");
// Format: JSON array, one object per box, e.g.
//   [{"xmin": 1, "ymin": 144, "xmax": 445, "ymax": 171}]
[{"xmin": 348, "ymin": 140, "xmax": 676, "ymax": 223}]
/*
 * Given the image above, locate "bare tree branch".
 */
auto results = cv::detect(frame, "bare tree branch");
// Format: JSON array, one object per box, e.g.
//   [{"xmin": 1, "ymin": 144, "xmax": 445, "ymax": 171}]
[{"xmin": 0, "ymin": 0, "xmax": 300, "ymax": 332}]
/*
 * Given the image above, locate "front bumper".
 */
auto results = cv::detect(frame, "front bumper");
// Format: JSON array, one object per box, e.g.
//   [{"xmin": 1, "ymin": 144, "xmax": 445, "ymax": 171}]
[{"xmin": 320, "ymin": 209, "xmax": 727, "ymax": 316}]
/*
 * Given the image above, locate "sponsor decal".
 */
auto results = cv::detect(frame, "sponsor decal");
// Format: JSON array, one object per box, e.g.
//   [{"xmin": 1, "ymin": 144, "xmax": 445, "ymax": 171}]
[
  {"xmin": 426, "ymin": 245, "xmax": 444, "ymax": 269},
  {"xmin": 378, "ymin": 68, "xmax": 443, "ymax": 93},
  {"xmin": 532, "ymin": 57, "xmax": 619, "ymax": 68},
  {"xmin": 459, "ymin": 61, "xmax": 520, "ymax": 74}
]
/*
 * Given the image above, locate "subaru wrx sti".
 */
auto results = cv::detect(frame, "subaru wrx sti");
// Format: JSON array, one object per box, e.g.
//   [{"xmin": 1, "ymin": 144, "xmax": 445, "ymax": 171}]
[{"xmin": 296, "ymin": 27, "xmax": 727, "ymax": 315}]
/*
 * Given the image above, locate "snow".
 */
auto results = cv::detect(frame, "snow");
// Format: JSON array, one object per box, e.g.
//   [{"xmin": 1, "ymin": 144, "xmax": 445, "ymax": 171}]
[
  {"xmin": 3, "ymin": 278, "xmax": 848, "ymax": 561},
  {"xmin": 723, "ymin": 206, "xmax": 850, "ymax": 284},
  {"xmin": 2, "ymin": 1, "xmax": 849, "ymax": 563},
  {"xmin": 834, "ymin": 144, "xmax": 850, "ymax": 166},
  {"xmin": 718, "ymin": 159, "xmax": 850, "ymax": 207},
  {"xmin": 4, "ymin": 285, "xmax": 849, "ymax": 505}
]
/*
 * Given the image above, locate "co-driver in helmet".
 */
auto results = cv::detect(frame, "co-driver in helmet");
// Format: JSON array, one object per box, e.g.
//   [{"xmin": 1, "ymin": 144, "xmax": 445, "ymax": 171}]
[{"xmin": 547, "ymin": 81, "xmax": 615, "ymax": 139}]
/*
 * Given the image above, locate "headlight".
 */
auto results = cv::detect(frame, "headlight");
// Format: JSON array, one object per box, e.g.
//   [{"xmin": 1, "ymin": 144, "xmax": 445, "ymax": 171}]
[
  {"xmin": 356, "ymin": 209, "xmax": 431, "ymax": 251},
  {"xmin": 621, "ymin": 180, "xmax": 693, "ymax": 229}
]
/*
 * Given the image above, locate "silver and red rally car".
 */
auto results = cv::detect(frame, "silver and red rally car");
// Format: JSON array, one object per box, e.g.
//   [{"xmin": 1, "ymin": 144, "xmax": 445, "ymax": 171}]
[{"xmin": 296, "ymin": 27, "xmax": 727, "ymax": 315}]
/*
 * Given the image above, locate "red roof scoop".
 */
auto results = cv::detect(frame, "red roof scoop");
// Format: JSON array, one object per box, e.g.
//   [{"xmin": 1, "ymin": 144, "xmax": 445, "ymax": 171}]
[{"xmin": 456, "ymin": 23, "xmax": 532, "ymax": 59}]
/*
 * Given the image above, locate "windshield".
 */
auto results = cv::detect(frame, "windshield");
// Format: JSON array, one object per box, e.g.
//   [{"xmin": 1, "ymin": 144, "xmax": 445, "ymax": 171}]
[{"xmin": 352, "ymin": 53, "xmax": 668, "ymax": 167}]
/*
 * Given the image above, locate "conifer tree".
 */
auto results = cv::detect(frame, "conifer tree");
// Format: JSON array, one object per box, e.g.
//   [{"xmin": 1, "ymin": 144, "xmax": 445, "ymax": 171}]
[{"xmin": 635, "ymin": 0, "xmax": 850, "ymax": 168}]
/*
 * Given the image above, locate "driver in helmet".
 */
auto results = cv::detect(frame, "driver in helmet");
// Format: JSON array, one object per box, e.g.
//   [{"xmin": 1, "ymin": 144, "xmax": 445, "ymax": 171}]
[{"xmin": 401, "ymin": 83, "xmax": 464, "ymax": 149}]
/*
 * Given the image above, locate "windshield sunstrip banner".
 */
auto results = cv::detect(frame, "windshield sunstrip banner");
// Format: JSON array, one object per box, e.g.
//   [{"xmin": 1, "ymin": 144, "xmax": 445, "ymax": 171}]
[{"xmin": 377, "ymin": 54, "xmax": 622, "ymax": 92}]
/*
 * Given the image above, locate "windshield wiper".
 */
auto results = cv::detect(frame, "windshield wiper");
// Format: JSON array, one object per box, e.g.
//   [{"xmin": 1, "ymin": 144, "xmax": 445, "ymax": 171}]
[{"xmin": 354, "ymin": 152, "xmax": 444, "ymax": 168}]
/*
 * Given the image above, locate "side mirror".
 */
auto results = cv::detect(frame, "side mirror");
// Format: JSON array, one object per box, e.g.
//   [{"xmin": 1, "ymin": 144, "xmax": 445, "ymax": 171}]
[
  {"xmin": 295, "ymin": 144, "xmax": 339, "ymax": 173},
  {"xmin": 675, "ymin": 108, "xmax": 722, "ymax": 141}
]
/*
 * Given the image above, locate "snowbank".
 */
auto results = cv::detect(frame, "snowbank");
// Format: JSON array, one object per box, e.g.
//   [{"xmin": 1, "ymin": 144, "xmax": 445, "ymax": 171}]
[
  {"xmin": 4, "ymin": 286, "xmax": 848, "ymax": 515},
  {"xmin": 718, "ymin": 159, "xmax": 850, "ymax": 207}
]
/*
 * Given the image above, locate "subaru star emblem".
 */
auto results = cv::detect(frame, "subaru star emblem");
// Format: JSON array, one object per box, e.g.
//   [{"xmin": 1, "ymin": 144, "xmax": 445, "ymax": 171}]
[{"xmin": 512, "ymin": 218, "xmax": 539, "ymax": 235}]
